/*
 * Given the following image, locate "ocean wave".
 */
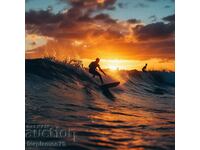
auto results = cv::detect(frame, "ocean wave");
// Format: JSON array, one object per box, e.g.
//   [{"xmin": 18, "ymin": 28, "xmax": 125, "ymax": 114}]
[{"xmin": 26, "ymin": 58, "xmax": 175, "ymax": 150}]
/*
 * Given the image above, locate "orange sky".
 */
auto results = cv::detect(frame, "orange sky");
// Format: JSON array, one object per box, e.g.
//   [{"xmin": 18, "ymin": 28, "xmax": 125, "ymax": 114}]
[
  {"xmin": 25, "ymin": 33, "xmax": 175, "ymax": 71},
  {"xmin": 25, "ymin": 0, "xmax": 175, "ymax": 71}
]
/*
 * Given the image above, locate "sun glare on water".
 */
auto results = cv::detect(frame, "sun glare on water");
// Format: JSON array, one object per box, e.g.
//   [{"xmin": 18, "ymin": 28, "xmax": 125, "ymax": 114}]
[
  {"xmin": 102, "ymin": 59, "xmax": 128, "ymax": 70},
  {"xmin": 108, "ymin": 65, "xmax": 119, "ymax": 70}
]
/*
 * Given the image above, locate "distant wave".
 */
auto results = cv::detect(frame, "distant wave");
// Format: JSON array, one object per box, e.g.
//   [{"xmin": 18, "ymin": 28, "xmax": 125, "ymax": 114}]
[{"xmin": 128, "ymin": 70, "xmax": 174, "ymax": 86}]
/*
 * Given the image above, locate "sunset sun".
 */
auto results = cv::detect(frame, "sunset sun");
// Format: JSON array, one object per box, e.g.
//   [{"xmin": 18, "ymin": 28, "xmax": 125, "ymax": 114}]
[
  {"xmin": 101, "ymin": 59, "xmax": 128, "ymax": 70},
  {"xmin": 108, "ymin": 65, "xmax": 118, "ymax": 70}
]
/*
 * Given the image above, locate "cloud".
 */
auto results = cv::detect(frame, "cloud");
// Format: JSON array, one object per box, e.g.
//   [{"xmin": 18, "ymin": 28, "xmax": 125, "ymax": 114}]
[
  {"xmin": 25, "ymin": 6, "xmax": 120, "ymax": 39},
  {"xmin": 127, "ymin": 19, "xmax": 141, "ymax": 24},
  {"xmin": 94, "ymin": 13, "xmax": 117, "ymax": 23},
  {"xmin": 133, "ymin": 22, "xmax": 174, "ymax": 41},
  {"xmin": 26, "ymin": 0, "xmax": 174, "ymax": 61},
  {"xmin": 148, "ymin": 15, "xmax": 157, "ymax": 22},
  {"xmin": 26, "ymin": 37, "xmax": 175, "ymax": 61},
  {"xmin": 59, "ymin": 0, "xmax": 116, "ymax": 10},
  {"xmin": 25, "ymin": 33, "xmax": 54, "ymax": 51},
  {"xmin": 25, "ymin": 10, "xmax": 63, "ymax": 25},
  {"xmin": 124, "ymin": 40, "xmax": 175, "ymax": 60},
  {"xmin": 162, "ymin": 14, "xmax": 175, "ymax": 23}
]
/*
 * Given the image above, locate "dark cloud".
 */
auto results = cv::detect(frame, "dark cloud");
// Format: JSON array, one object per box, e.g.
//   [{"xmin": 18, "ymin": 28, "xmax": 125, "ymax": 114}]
[
  {"xmin": 133, "ymin": 22, "xmax": 175, "ymax": 40},
  {"xmin": 78, "ymin": 14, "xmax": 92, "ymax": 22},
  {"xmin": 47, "ymin": 6, "xmax": 53, "ymax": 11},
  {"xmin": 64, "ymin": 7, "xmax": 86, "ymax": 19},
  {"xmin": 25, "ymin": 10, "xmax": 63, "ymax": 25},
  {"xmin": 94, "ymin": 13, "xmax": 117, "ymax": 23},
  {"xmin": 107, "ymin": 39, "xmax": 175, "ymax": 60},
  {"xmin": 59, "ymin": 0, "xmax": 116, "ymax": 10},
  {"xmin": 26, "ymin": 0, "xmax": 117, "ymax": 33},
  {"xmin": 149, "ymin": 15, "xmax": 157, "ymax": 22},
  {"xmin": 162, "ymin": 14, "xmax": 175, "ymax": 23},
  {"xmin": 26, "ymin": 8, "xmax": 120, "ymax": 41},
  {"xmin": 127, "ymin": 19, "xmax": 141, "ymax": 24}
]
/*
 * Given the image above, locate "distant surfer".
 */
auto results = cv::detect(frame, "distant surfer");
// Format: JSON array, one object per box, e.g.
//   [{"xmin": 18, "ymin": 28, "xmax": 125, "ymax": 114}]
[
  {"xmin": 142, "ymin": 63, "xmax": 147, "ymax": 72},
  {"xmin": 89, "ymin": 58, "xmax": 106, "ymax": 84}
]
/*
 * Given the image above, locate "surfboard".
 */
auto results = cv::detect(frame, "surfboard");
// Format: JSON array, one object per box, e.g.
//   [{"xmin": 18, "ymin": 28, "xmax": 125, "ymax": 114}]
[
  {"xmin": 100, "ymin": 82, "xmax": 120, "ymax": 100},
  {"xmin": 100, "ymin": 82, "xmax": 120, "ymax": 89},
  {"xmin": 102, "ymin": 88, "xmax": 115, "ymax": 100}
]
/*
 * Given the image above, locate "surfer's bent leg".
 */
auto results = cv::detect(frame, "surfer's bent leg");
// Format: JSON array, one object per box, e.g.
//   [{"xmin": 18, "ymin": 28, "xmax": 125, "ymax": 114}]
[
  {"xmin": 89, "ymin": 69, "xmax": 103, "ymax": 84},
  {"xmin": 89, "ymin": 69, "xmax": 95, "ymax": 78}
]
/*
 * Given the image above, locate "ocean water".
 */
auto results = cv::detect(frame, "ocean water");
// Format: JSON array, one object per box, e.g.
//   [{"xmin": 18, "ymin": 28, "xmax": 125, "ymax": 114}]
[{"xmin": 26, "ymin": 59, "xmax": 175, "ymax": 150}]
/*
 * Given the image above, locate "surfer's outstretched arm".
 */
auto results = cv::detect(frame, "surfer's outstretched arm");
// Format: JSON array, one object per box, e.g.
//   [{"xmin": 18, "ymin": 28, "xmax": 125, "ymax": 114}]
[{"xmin": 98, "ymin": 66, "xmax": 106, "ymax": 76}]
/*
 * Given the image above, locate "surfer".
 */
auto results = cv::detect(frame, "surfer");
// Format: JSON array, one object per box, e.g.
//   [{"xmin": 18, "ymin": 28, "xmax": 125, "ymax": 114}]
[
  {"xmin": 89, "ymin": 58, "xmax": 106, "ymax": 84},
  {"xmin": 142, "ymin": 63, "xmax": 147, "ymax": 72}
]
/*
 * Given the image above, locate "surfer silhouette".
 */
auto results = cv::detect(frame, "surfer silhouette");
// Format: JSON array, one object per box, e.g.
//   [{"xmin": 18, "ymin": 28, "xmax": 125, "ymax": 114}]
[
  {"xmin": 89, "ymin": 58, "xmax": 106, "ymax": 84},
  {"xmin": 142, "ymin": 63, "xmax": 147, "ymax": 72}
]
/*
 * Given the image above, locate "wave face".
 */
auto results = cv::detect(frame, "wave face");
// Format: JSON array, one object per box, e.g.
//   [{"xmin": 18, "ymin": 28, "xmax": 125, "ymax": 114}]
[{"xmin": 26, "ymin": 59, "xmax": 175, "ymax": 150}]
